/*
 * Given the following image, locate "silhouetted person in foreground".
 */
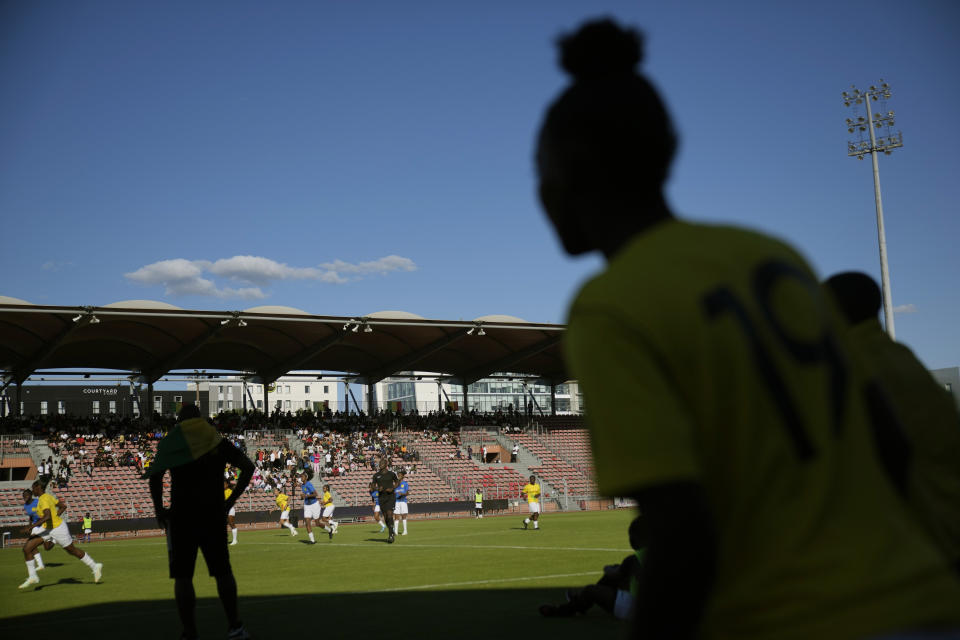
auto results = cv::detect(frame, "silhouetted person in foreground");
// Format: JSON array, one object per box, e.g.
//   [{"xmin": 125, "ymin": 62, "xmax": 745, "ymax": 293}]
[
  {"xmin": 536, "ymin": 17, "xmax": 960, "ymax": 639},
  {"xmin": 147, "ymin": 403, "xmax": 254, "ymax": 640},
  {"xmin": 825, "ymin": 271, "xmax": 960, "ymax": 570},
  {"xmin": 540, "ymin": 516, "xmax": 646, "ymax": 619}
]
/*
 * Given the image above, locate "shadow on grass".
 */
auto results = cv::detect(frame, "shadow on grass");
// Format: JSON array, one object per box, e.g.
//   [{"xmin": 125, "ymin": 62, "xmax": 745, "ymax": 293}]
[
  {"xmin": 34, "ymin": 576, "xmax": 86, "ymax": 590},
  {"xmin": 2, "ymin": 589, "xmax": 623, "ymax": 639}
]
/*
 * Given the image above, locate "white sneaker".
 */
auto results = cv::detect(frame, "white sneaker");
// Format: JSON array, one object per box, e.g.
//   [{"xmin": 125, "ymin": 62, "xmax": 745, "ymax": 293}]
[
  {"xmin": 331, "ymin": 522, "xmax": 338, "ymax": 533},
  {"xmin": 230, "ymin": 541, "xmax": 238, "ymax": 546},
  {"xmin": 401, "ymin": 532, "xmax": 408, "ymax": 536},
  {"xmin": 93, "ymin": 563, "xmax": 103, "ymax": 583},
  {"xmin": 19, "ymin": 575, "xmax": 39, "ymax": 589},
  {"xmin": 36, "ymin": 565, "xmax": 45, "ymax": 571},
  {"xmin": 291, "ymin": 529, "xmax": 298, "ymax": 537}
]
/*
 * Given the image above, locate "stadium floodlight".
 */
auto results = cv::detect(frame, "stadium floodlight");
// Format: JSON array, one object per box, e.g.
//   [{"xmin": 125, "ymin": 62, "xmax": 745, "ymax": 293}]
[
  {"xmin": 220, "ymin": 318, "xmax": 230, "ymax": 325},
  {"xmin": 89, "ymin": 315, "xmax": 100, "ymax": 324},
  {"xmin": 466, "ymin": 327, "xmax": 475, "ymax": 335},
  {"xmin": 237, "ymin": 319, "xmax": 248, "ymax": 327},
  {"xmin": 72, "ymin": 314, "xmax": 83, "ymax": 322},
  {"xmin": 477, "ymin": 326, "xmax": 486, "ymax": 336},
  {"xmin": 363, "ymin": 322, "xmax": 373, "ymax": 333},
  {"xmin": 843, "ymin": 80, "xmax": 902, "ymax": 339}
]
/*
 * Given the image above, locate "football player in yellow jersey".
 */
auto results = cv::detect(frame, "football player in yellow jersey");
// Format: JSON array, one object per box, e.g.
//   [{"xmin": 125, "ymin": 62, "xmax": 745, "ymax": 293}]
[
  {"xmin": 275, "ymin": 490, "xmax": 297, "ymax": 536},
  {"xmin": 825, "ymin": 271, "xmax": 960, "ymax": 568},
  {"xmin": 318, "ymin": 484, "xmax": 338, "ymax": 540},
  {"xmin": 19, "ymin": 478, "xmax": 102, "ymax": 589},
  {"xmin": 535, "ymin": 18, "xmax": 960, "ymax": 640},
  {"xmin": 521, "ymin": 476, "xmax": 542, "ymax": 530},
  {"xmin": 224, "ymin": 479, "xmax": 238, "ymax": 546}
]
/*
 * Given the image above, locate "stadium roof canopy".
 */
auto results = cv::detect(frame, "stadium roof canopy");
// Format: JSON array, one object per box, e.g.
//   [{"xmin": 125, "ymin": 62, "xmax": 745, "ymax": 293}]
[{"xmin": 0, "ymin": 297, "xmax": 568, "ymax": 388}]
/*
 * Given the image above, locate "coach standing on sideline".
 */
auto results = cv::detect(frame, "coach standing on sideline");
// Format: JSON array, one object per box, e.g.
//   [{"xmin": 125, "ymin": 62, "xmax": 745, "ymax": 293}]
[
  {"xmin": 372, "ymin": 456, "xmax": 399, "ymax": 544},
  {"xmin": 147, "ymin": 403, "xmax": 254, "ymax": 640}
]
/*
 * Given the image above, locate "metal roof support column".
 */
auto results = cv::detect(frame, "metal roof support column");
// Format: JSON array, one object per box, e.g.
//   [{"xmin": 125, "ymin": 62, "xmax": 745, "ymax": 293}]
[
  {"xmin": 146, "ymin": 382, "xmax": 154, "ymax": 425},
  {"xmin": 15, "ymin": 381, "xmax": 22, "ymax": 417},
  {"xmin": 550, "ymin": 383, "xmax": 556, "ymax": 416},
  {"xmin": 437, "ymin": 380, "xmax": 442, "ymax": 413},
  {"xmin": 462, "ymin": 384, "xmax": 468, "ymax": 416},
  {"xmin": 263, "ymin": 385, "xmax": 269, "ymax": 422},
  {"xmin": 366, "ymin": 385, "xmax": 375, "ymax": 415}
]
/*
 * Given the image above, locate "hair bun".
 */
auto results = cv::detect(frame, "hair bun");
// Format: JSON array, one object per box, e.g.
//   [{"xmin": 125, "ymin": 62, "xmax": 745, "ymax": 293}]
[{"xmin": 559, "ymin": 18, "xmax": 643, "ymax": 81}]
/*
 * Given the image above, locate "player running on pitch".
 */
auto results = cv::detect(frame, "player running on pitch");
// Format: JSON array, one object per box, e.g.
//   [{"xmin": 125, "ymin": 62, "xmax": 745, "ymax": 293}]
[
  {"xmin": 21, "ymin": 488, "xmax": 51, "ymax": 571},
  {"xmin": 318, "ymin": 484, "xmax": 338, "ymax": 540},
  {"xmin": 19, "ymin": 478, "xmax": 102, "ymax": 589},
  {"xmin": 224, "ymin": 478, "xmax": 239, "ymax": 545},
  {"xmin": 275, "ymin": 488, "xmax": 297, "ymax": 536},
  {"xmin": 522, "ymin": 476, "xmax": 541, "ymax": 530},
  {"xmin": 394, "ymin": 471, "xmax": 410, "ymax": 536},
  {"xmin": 370, "ymin": 482, "xmax": 386, "ymax": 532}
]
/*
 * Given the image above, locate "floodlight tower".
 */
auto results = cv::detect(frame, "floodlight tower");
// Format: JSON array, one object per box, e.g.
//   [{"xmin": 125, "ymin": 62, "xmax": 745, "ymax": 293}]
[{"xmin": 843, "ymin": 81, "xmax": 903, "ymax": 338}]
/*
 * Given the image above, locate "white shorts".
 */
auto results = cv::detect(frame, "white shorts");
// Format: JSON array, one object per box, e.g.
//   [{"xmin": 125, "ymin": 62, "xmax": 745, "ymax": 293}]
[
  {"xmin": 528, "ymin": 502, "xmax": 541, "ymax": 514},
  {"xmin": 84, "ymin": 528, "xmax": 92, "ymax": 534},
  {"xmin": 228, "ymin": 506, "xmax": 236, "ymax": 517},
  {"xmin": 280, "ymin": 509, "xmax": 290, "ymax": 520},
  {"xmin": 30, "ymin": 525, "xmax": 46, "ymax": 537},
  {"xmin": 475, "ymin": 502, "xmax": 482, "ymax": 509},
  {"xmin": 395, "ymin": 502, "xmax": 408, "ymax": 515},
  {"xmin": 322, "ymin": 505, "xmax": 335, "ymax": 519},
  {"xmin": 613, "ymin": 590, "xmax": 634, "ymax": 620},
  {"xmin": 304, "ymin": 502, "xmax": 321, "ymax": 520},
  {"xmin": 373, "ymin": 504, "xmax": 381, "ymax": 513},
  {"xmin": 43, "ymin": 521, "xmax": 73, "ymax": 547}
]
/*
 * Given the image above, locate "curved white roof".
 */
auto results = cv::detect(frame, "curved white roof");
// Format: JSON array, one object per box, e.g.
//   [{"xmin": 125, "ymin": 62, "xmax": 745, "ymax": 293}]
[
  {"xmin": 473, "ymin": 314, "xmax": 529, "ymax": 324},
  {"xmin": 102, "ymin": 300, "xmax": 183, "ymax": 310},
  {"xmin": 243, "ymin": 305, "xmax": 310, "ymax": 315},
  {"xmin": 0, "ymin": 295, "xmax": 35, "ymax": 306},
  {"xmin": 366, "ymin": 310, "xmax": 425, "ymax": 320}
]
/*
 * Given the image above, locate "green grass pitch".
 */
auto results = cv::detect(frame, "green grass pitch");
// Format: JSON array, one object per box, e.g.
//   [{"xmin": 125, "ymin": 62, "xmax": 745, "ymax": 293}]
[{"xmin": 1, "ymin": 509, "xmax": 633, "ymax": 639}]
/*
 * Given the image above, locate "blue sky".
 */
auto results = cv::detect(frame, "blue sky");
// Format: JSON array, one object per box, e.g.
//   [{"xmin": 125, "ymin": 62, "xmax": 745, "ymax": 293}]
[{"xmin": 1, "ymin": 0, "xmax": 958, "ymax": 370}]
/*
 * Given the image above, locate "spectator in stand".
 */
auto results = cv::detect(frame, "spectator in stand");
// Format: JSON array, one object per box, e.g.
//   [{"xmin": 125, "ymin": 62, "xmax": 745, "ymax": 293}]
[{"xmin": 511, "ymin": 443, "xmax": 519, "ymax": 463}]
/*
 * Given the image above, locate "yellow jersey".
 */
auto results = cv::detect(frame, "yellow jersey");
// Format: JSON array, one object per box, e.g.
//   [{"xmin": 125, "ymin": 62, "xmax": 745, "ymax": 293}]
[
  {"xmin": 564, "ymin": 220, "xmax": 960, "ymax": 640},
  {"xmin": 37, "ymin": 492, "xmax": 62, "ymax": 530},
  {"xmin": 846, "ymin": 318, "xmax": 960, "ymax": 564},
  {"xmin": 322, "ymin": 491, "xmax": 333, "ymax": 508},
  {"xmin": 276, "ymin": 493, "xmax": 288, "ymax": 509},
  {"xmin": 522, "ymin": 483, "xmax": 540, "ymax": 504},
  {"xmin": 224, "ymin": 488, "xmax": 232, "ymax": 501}
]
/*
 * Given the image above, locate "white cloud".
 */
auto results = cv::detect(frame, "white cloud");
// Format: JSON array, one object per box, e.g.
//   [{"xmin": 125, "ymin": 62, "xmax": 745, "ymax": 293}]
[
  {"xmin": 320, "ymin": 255, "xmax": 417, "ymax": 276},
  {"xmin": 125, "ymin": 254, "xmax": 416, "ymax": 299},
  {"xmin": 42, "ymin": 260, "xmax": 73, "ymax": 272},
  {"xmin": 893, "ymin": 303, "xmax": 917, "ymax": 314}
]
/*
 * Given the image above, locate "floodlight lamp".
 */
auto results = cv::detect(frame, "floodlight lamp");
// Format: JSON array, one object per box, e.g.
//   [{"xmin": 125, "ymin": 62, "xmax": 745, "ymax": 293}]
[
  {"xmin": 363, "ymin": 324, "xmax": 372, "ymax": 333},
  {"xmin": 856, "ymin": 99, "xmax": 862, "ymax": 104},
  {"xmin": 220, "ymin": 318, "xmax": 230, "ymax": 325},
  {"xmin": 870, "ymin": 85, "xmax": 877, "ymax": 91},
  {"xmin": 89, "ymin": 315, "xmax": 100, "ymax": 324},
  {"xmin": 351, "ymin": 324, "xmax": 359, "ymax": 333},
  {"xmin": 466, "ymin": 327, "xmax": 475, "ymax": 335},
  {"xmin": 72, "ymin": 314, "xmax": 83, "ymax": 322},
  {"xmin": 477, "ymin": 327, "xmax": 486, "ymax": 336},
  {"xmin": 858, "ymin": 155, "xmax": 864, "ymax": 160},
  {"xmin": 848, "ymin": 128, "xmax": 854, "ymax": 133},
  {"xmin": 342, "ymin": 323, "xmax": 350, "ymax": 330},
  {"xmin": 884, "ymin": 150, "xmax": 891, "ymax": 155},
  {"xmin": 238, "ymin": 319, "xmax": 248, "ymax": 327},
  {"xmin": 844, "ymin": 102, "xmax": 850, "ymax": 107}
]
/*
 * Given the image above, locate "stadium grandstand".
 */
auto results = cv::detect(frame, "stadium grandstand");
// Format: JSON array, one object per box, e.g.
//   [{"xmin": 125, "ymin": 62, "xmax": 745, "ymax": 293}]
[{"xmin": 0, "ymin": 299, "xmax": 602, "ymax": 538}]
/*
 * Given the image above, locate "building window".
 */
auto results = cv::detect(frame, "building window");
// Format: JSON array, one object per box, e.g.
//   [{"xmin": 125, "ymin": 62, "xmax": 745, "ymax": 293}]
[
  {"xmin": 218, "ymin": 400, "xmax": 224, "ymax": 410},
  {"xmin": 40, "ymin": 401, "xmax": 48, "ymax": 415},
  {"xmin": 109, "ymin": 400, "xmax": 116, "ymax": 413},
  {"xmin": 218, "ymin": 385, "xmax": 224, "ymax": 393},
  {"xmin": 305, "ymin": 400, "xmax": 311, "ymax": 409},
  {"xmin": 946, "ymin": 383, "xmax": 953, "ymax": 392},
  {"xmin": 227, "ymin": 400, "xmax": 233, "ymax": 410},
  {"xmin": 256, "ymin": 400, "xmax": 263, "ymax": 409},
  {"xmin": 58, "ymin": 400, "xmax": 66, "ymax": 415},
  {"xmin": 92, "ymin": 401, "xmax": 100, "ymax": 415},
  {"xmin": 174, "ymin": 395, "xmax": 182, "ymax": 403},
  {"xmin": 304, "ymin": 385, "xmax": 310, "ymax": 394},
  {"xmin": 323, "ymin": 385, "xmax": 329, "ymax": 394},
  {"xmin": 154, "ymin": 395, "xmax": 162, "ymax": 413},
  {"xmin": 285, "ymin": 385, "xmax": 291, "ymax": 394},
  {"xmin": 284, "ymin": 400, "xmax": 291, "ymax": 409}
]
